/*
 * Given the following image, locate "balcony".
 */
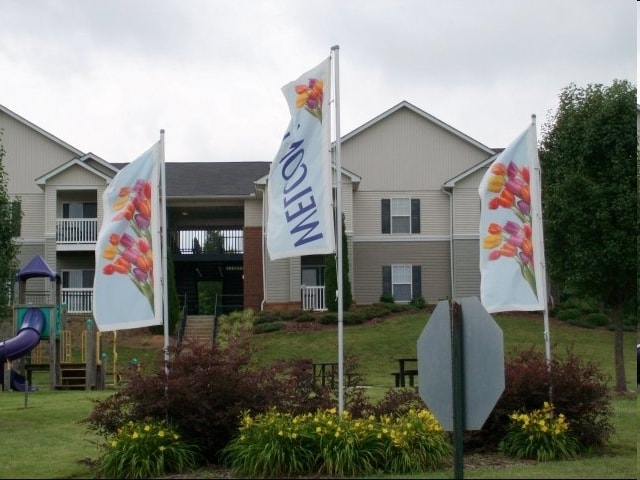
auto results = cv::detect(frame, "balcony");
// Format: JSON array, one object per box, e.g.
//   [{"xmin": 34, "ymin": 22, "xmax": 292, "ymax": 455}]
[
  {"xmin": 301, "ymin": 285, "xmax": 326, "ymax": 311},
  {"xmin": 56, "ymin": 219, "xmax": 98, "ymax": 251},
  {"xmin": 61, "ymin": 288, "xmax": 93, "ymax": 314},
  {"xmin": 170, "ymin": 228, "xmax": 244, "ymax": 255}
]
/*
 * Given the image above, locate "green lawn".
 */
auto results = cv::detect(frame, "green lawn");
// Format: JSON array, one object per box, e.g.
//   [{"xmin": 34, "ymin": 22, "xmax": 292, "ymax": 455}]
[{"xmin": 0, "ymin": 310, "xmax": 636, "ymax": 478}]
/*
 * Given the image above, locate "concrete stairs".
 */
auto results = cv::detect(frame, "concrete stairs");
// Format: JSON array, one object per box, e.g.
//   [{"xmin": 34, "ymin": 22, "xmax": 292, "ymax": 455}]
[{"xmin": 181, "ymin": 315, "xmax": 215, "ymax": 345}]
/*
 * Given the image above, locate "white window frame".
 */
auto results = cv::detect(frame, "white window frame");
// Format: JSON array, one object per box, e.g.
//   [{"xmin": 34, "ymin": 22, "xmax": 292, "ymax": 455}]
[
  {"xmin": 391, "ymin": 198, "xmax": 411, "ymax": 233},
  {"xmin": 392, "ymin": 264, "xmax": 412, "ymax": 302}
]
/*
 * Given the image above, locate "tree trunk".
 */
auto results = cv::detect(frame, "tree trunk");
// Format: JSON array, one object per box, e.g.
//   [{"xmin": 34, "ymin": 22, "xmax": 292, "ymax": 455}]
[{"xmin": 612, "ymin": 305, "xmax": 626, "ymax": 392}]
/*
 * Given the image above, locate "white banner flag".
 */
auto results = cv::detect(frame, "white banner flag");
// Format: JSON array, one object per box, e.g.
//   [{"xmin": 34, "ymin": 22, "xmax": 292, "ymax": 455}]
[
  {"xmin": 93, "ymin": 141, "xmax": 163, "ymax": 331},
  {"xmin": 267, "ymin": 57, "xmax": 335, "ymax": 260},
  {"xmin": 478, "ymin": 124, "xmax": 545, "ymax": 313}
]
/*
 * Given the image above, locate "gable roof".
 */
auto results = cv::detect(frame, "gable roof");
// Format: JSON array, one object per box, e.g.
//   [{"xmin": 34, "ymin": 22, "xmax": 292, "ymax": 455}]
[
  {"xmin": 442, "ymin": 149, "xmax": 504, "ymax": 189},
  {"xmin": 112, "ymin": 161, "xmax": 272, "ymax": 197},
  {"xmin": 254, "ymin": 165, "xmax": 361, "ymax": 191},
  {"xmin": 0, "ymin": 103, "xmax": 84, "ymax": 157},
  {"xmin": 35, "ymin": 153, "xmax": 119, "ymax": 187},
  {"xmin": 341, "ymin": 100, "xmax": 496, "ymax": 156}
]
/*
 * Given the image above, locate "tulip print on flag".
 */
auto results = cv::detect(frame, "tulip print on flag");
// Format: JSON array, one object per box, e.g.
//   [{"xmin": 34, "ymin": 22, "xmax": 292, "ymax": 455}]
[
  {"xmin": 478, "ymin": 124, "xmax": 545, "ymax": 313},
  {"xmin": 267, "ymin": 57, "xmax": 335, "ymax": 260},
  {"xmin": 93, "ymin": 142, "xmax": 163, "ymax": 331}
]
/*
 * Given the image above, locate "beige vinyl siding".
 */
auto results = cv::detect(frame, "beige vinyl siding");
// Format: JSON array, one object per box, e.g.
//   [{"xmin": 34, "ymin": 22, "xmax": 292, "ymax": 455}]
[
  {"xmin": 0, "ymin": 111, "xmax": 78, "ymax": 195},
  {"xmin": 340, "ymin": 176, "xmax": 354, "ymax": 232},
  {"xmin": 16, "ymin": 243, "xmax": 46, "ymax": 272},
  {"xmin": 341, "ymin": 108, "xmax": 490, "ymax": 192},
  {"xmin": 244, "ymin": 198, "xmax": 263, "ymax": 227},
  {"xmin": 265, "ymin": 258, "xmax": 293, "ymax": 303},
  {"xmin": 18, "ymin": 194, "xmax": 46, "ymax": 239},
  {"xmin": 352, "ymin": 240, "xmax": 451, "ymax": 304},
  {"xmin": 453, "ymin": 239, "xmax": 481, "ymax": 298},
  {"xmin": 48, "ymin": 164, "xmax": 104, "ymax": 187},
  {"xmin": 452, "ymin": 188, "xmax": 481, "ymax": 236},
  {"xmin": 352, "ymin": 191, "xmax": 449, "ymax": 237},
  {"xmin": 452, "ymin": 167, "xmax": 487, "ymax": 235}
]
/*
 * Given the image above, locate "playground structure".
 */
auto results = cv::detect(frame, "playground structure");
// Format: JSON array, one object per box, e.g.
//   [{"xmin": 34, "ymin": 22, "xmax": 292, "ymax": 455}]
[{"xmin": 0, "ymin": 255, "xmax": 107, "ymax": 391}]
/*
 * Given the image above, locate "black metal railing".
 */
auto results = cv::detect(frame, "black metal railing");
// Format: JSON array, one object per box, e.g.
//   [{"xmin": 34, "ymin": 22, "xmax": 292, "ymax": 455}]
[{"xmin": 169, "ymin": 228, "xmax": 244, "ymax": 255}]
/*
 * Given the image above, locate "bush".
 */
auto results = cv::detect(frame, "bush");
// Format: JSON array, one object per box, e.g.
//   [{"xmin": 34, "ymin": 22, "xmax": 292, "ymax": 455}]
[
  {"xmin": 410, "ymin": 296, "xmax": 426, "ymax": 309},
  {"xmin": 85, "ymin": 335, "xmax": 340, "ymax": 462},
  {"xmin": 556, "ymin": 308, "xmax": 581, "ymax": 321},
  {"xmin": 319, "ymin": 313, "xmax": 338, "ymax": 324},
  {"xmin": 253, "ymin": 321, "xmax": 286, "ymax": 334},
  {"xmin": 222, "ymin": 407, "xmax": 451, "ymax": 478},
  {"xmin": 466, "ymin": 345, "xmax": 613, "ymax": 452},
  {"xmin": 583, "ymin": 312, "xmax": 609, "ymax": 327},
  {"xmin": 380, "ymin": 292, "xmax": 395, "ymax": 303},
  {"xmin": 499, "ymin": 402, "xmax": 581, "ymax": 461},
  {"xmin": 294, "ymin": 311, "xmax": 315, "ymax": 323},
  {"xmin": 98, "ymin": 420, "xmax": 201, "ymax": 479},
  {"xmin": 358, "ymin": 304, "xmax": 389, "ymax": 320},
  {"xmin": 559, "ymin": 296, "xmax": 598, "ymax": 314},
  {"xmin": 344, "ymin": 310, "xmax": 365, "ymax": 325},
  {"xmin": 254, "ymin": 310, "xmax": 282, "ymax": 324}
]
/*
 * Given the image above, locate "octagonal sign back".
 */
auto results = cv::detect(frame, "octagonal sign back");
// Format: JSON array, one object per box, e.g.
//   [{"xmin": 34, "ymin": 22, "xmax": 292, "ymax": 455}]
[{"xmin": 417, "ymin": 296, "xmax": 504, "ymax": 431}]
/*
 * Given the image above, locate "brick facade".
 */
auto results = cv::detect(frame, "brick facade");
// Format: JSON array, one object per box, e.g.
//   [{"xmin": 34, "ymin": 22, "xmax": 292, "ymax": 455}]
[{"xmin": 243, "ymin": 226, "xmax": 263, "ymax": 311}]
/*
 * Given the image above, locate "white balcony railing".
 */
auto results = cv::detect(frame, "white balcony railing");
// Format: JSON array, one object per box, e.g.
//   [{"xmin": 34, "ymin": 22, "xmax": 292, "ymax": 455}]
[
  {"xmin": 61, "ymin": 288, "xmax": 93, "ymax": 313},
  {"xmin": 301, "ymin": 285, "xmax": 326, "ymax": 311},
  {"xmin": 56, "ymin": 218, "xmax": 98, "ymax": 244}
]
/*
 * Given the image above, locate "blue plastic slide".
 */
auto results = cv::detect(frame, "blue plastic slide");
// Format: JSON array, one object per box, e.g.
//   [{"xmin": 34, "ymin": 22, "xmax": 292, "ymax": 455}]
[{"xmin": 0, "ymin": 308, "xmax": 45, "ymax": 391}]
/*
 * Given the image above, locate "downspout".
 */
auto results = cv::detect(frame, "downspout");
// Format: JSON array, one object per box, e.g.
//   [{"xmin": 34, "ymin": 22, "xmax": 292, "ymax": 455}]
[
  {"xmin": 257, "ymin": 184, "xmax": 267, "ymax": 311},
  {"xmin": 441, "ymin": 185, "xmax": 455, "ymax": 299}
]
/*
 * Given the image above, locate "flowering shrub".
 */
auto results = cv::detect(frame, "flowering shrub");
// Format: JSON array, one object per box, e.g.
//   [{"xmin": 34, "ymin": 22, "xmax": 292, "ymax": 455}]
[
  {"xmin": 222, "ymin": 407, "xmax": 451, "ymax": 478},
  {"xmin": 98, "ymin": 420, "xmax": 201, "ymax": 479},
  {"xmin": 499, "ymin": 402, "xmax": 581, "ymax": 461}
]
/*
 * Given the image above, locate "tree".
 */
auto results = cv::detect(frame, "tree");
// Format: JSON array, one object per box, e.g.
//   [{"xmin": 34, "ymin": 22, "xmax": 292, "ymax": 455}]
[
  {"xmin": 324, "ymin": 213, "xmax": 352, "ymax": 312},
  {"xmin": 539, "ymin": 80, "xmax": 637, "ymax": 392},
  {"xmin": 0, "ymin": 133, "xmax": 21, "ymax": 318}
]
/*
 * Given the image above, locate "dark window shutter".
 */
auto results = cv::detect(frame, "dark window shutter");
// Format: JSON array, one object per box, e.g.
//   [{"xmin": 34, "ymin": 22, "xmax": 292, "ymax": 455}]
[
  {"xmin": 63, "ymin": 203, "xmax": 69, "ymax": 219},
  {"xmin": 381, "ymin": 199, "xmax": 391, "ymax": 234},
  {"xmin": 412, "ymin": 265, "xmax": 422, "ymax": 299},
  {"xmin": 411, "ymin": 199, "xmax": 420, "ymax": 234},
  {"xmin": 382, "ymin": 266, "xmax": 392, "ymax": 295}
]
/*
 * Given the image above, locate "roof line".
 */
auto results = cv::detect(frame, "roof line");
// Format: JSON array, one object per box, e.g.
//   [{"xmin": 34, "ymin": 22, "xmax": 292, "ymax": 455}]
[
  {"xmin": 340, "ymin": 100, "xmax": 495, "ymax": 155},
  {"xmin": 0, "ymin": 103, "xmax": 85, "ymax": 156}
]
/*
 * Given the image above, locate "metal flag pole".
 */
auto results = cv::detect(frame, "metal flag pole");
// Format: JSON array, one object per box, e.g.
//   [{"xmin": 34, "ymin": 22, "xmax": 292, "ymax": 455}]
[
  {"xmin": 159, "ymin": 130, "xmax": 170, "ymax": 374},
  {"xmin": 331, "ymin": 45, "xmax": 344, "ymax": 414},
  {"xmin": 531, "ymin": 114, "xmax": 553, "ymax": 404}
]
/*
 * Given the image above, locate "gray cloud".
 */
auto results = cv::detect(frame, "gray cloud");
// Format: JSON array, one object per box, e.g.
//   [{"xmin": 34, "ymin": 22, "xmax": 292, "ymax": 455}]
[{"xmin": 0, "ymin": 0, "xmax": 635, "ymax": 164}]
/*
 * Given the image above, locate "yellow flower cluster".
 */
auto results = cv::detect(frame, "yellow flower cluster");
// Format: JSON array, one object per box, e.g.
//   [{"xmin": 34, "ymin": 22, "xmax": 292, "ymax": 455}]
[
  {"xmin": 108, "ymin": 420, "xmax": 183, "ymax": 451},
  {"xmin": 377, "ymin": 409, "xmax": 443, "ymax": 449},
  {"xmin": 509, "ymin": 402, "xmax": 570, "ymax": 436},
  {"xmin": 237, "ymin": 407, "xmax": 445, "ymax": 450}
]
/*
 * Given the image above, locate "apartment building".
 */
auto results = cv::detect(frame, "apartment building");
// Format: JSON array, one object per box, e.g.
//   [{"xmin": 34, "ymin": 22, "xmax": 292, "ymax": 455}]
[{"xmin": 0, "ymin": 101, "xmax": 499, "ymax": 322}]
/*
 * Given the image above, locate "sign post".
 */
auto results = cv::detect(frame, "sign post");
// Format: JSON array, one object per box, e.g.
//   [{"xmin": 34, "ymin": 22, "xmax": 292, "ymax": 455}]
[{"xmin": 418, "ymin": 297, "xmax": 505, "ymax": 479}]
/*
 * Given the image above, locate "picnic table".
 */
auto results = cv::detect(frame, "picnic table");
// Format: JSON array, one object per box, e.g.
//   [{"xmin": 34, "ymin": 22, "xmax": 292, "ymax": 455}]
[
  {"xmin": 313, "ymin": 361, "xmax": 338, "ymax": 387},
  {"xmin": 393, "ymin": 357, "xmax": 418, "ymax": 387}
]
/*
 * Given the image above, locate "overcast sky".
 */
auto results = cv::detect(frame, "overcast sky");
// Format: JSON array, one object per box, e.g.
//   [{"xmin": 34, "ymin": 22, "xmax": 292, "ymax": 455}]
[{"xmin": 0, "ymin": 1, "xmax": 636, "ymax": 164}]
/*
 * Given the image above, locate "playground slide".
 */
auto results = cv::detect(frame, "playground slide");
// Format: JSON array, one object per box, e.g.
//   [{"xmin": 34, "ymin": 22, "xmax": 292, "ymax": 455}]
[{"xmin": 0, "ymin": 308, "xmax": 45, "ymax": 391}]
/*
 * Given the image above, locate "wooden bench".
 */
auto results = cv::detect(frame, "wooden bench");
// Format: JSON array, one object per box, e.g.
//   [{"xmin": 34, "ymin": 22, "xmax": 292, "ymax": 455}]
[{"xmin": 391, "ymin": 369, "xmax": 418, "ymax": 387}]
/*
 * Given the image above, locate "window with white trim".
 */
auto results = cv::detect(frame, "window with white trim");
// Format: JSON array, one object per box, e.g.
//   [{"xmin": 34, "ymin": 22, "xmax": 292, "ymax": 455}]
[
  {"xmin": 381, "ymin": 198, "xmax": 420, "ymax": 234},
  {"xmin": 382, "ymin": 264, "xmax": 422, "ymax": 303},
  {"xmin": 391, "ymin": 264, "xmax": 412, "ymax": 302}
]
